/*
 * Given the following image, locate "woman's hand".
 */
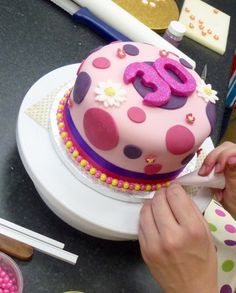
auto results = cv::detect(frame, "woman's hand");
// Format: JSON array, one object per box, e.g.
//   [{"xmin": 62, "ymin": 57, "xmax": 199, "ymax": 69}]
[
  {"xmin": 198, "ymin": 141, "xmax": 236, "ymax": 219},
  {"xmin": 138, "ymin": 183, "xmax": 217, "ymax": 293}
]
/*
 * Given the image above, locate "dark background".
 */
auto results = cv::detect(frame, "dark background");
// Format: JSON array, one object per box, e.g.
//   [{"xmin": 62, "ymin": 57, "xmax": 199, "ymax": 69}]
[{"xmin": 0, "ymin": 0, "xmax": 235, "ymax": 292}]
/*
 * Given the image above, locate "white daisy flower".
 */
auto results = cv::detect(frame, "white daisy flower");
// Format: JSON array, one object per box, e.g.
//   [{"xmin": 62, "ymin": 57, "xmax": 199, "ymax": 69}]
[
  {"xmin": 196, "ymin": 80, "xmax": 219, "ymax": 104},
  {"xmin": 95, "ymin": 80, "xmax": 127, "ymax": 108}
]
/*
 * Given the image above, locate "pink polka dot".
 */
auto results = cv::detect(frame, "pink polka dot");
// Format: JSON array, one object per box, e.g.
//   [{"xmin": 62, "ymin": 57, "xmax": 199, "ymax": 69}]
[
  {"xmin": 128, "ymin": 107, "xmax": 146, "ymax": 123},
  {"xmin": 144, "ymin": 164, "xmax": 162, "ymax": 175},
  {"xmin": 166, "ymin": 125, "xmax": 195, "ymax": 155},
  {"xmin": 92, "ymin": 57, "xmax": 110, "ymax": 69},
  {"xmin": 225, "ymin": 224, "xmax": 236, "ymax": 233},
  {"xmin": 215, "ymin": 209, "xmax": 226, "ymax": 217},
  {"xmin": 83, "ymin": 108, "xmax": 119, "ymax": 150}
]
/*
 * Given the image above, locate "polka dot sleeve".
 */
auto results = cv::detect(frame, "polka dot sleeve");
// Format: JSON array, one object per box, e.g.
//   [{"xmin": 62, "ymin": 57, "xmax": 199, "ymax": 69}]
[{"xmin": 204, "ymin": 200, "xmax": 236, "ymax": 293}]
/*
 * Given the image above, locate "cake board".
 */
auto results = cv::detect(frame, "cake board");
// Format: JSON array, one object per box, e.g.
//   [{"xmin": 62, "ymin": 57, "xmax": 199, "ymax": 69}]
[{"xmin": 16, "ymin": 64, "xmax": 214, "ymax": 241}]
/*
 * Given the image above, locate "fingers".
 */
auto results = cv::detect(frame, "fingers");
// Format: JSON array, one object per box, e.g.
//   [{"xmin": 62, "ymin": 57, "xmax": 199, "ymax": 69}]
[
  {"xmin": 198, "ymin": 142, "xmax": 236, "ymax": 176},
  {"xmin": 165, "ymin": 183, "xmax": 200, "ymax": 226},
  {"xmin": 151, "ymin": 188, "xmax": 179, "ymax": 235},
  {"xmin": 139, "ymin": 199, "xmax": 160, "ymax": 247}
]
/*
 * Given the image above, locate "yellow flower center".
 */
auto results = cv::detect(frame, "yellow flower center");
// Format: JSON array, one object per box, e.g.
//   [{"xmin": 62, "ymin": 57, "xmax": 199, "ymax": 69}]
[
  {"xmin": 104, "ymin": 87, "xmax": 116, "ymax": 96},
  {"xmin": 203, "ymin": 86, "xmax": 212, "ymax": 96}
]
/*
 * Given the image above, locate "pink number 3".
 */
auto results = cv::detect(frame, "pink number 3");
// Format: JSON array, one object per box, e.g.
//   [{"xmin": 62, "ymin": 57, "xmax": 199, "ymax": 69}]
[{"xmin": 124, "ymin": 57, "xmax": 196, "ymax": 107}]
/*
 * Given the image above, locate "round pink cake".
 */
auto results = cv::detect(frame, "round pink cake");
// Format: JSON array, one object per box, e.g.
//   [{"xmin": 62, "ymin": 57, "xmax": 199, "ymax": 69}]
[{"xmin": 56, "ymin": 42, "xmax": 217, "ymax": 192}]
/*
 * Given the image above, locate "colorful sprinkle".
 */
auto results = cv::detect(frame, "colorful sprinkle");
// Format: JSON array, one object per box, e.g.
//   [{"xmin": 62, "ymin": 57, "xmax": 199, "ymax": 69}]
[
  {"xmin": 159, "ymin": 49, "xmax": 169, "ymax": 57},
  {"xmin": 92, "ymin": 57, "xmax": 111, "ymax": 69},
  {"xmin": 189, "ymin": 22, "xmax": 194, "ymax": 29},
  {"xmin": 186, "ymin": 113, "xmax": 195, "ymax": 124},
  {"xmin": 117, "ymin": 48, "xmax": 126, "ymax": 58},
  {"xmin": 214, "ymin": 34, "xmax": 219, "ymax": 40},
  {"xmin": 190, "ymin": 15, "xmax": 195, "ymax": 20}
]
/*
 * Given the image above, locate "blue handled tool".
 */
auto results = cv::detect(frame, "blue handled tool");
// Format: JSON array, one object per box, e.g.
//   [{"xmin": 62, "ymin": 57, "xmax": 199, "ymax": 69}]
[{"xmin": 50, "ymin": 0, "xmax": 131, "ymax": 42}]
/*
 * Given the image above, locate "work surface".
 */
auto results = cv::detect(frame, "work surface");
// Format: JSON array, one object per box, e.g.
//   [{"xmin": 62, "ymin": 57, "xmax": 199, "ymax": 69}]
[{"xmin": 0, "ymin": 0, "xmax": 236, "ymax": 292}]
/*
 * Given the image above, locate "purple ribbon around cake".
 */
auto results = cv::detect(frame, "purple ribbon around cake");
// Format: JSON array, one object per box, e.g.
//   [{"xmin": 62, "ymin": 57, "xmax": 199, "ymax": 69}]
[{"xmin": 65, "ymin": 105, "xmax": 184, "ymax": 180}]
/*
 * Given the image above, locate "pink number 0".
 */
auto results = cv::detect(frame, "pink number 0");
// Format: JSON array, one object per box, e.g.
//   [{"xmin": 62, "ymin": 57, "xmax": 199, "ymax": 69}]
[{"xmin": 124, "ymin": 57, "xmax": 196, "ymax": 107}]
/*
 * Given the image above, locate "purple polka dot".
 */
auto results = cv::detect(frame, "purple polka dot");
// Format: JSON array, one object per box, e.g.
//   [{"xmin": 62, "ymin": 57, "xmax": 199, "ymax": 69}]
[
  {"xmin": 92, "ymin": 57, "xmax": 111, "ymax": 69},
  {"xmin": 220, "ymin": 284, "xmax": 232, "ymax": 293},
  {"xmin": 215, "ymin": 209, "xmax": 226, "ymax": 217},
  {"xmin": 133, "ymin": 76, "xmax": 187, "ymax": 110},
  {"xmin": 206, "ymin": 102, "xmax": 216, "ymax": 135},
  {"xmin": 128, "ymin": 107, "xmax": 146, "ymax": 123},
  {"xmin": 225, "ymin": 224, "xmax": 236, "ymax": 233},
  {"xmin": 123, "ymin": 44, "xmax": 139, "ymax": 56},
  {"xmin": 73, "ymin": 72, "xmax": 91, "ymax": 104},
  {"xmin": 224, "ymin": 240, "xmax": 236, "ymax": 246},
  {"xmin": 166, "ymin": 125, "xmax": 195, "ymax": 155},
  {"xmin": 181, "ymin": 153, "xmax": 195, "ymax": 165},
  {"xmin": 83, "ymin": 108, "xmax": 119, "ymax": 150},
  {"xmin": 179, "ymin": 58, "xmax": 193, "ymax": 69},
  {"xmin": 124, "ymin": 145, "xmax": 142, "ymax": 159}
]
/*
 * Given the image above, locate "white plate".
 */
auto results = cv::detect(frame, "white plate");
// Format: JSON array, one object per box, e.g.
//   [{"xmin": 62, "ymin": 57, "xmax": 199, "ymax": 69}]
[{"xmin": 16, "ymin": 64, "xmax": 213, "ymax": 240}]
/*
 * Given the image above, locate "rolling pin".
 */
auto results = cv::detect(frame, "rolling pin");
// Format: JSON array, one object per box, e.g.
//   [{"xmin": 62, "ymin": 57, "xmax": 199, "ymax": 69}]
[
  {"xmin": 73, "ymin": 0, "xmax": 195, "ymax": 68},
  {"xmin": 0, "ymin": 234, "xmax": 33, "ymax": 261}
]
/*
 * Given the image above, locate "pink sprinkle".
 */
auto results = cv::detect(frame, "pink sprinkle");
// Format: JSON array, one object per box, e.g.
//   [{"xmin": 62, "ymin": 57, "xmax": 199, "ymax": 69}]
[
  {"xmin": 215, "ymin": 209, "xmax": 226, "ymax": 217},
  {"xmin": 151, "ymin": 185, "xmax": 156, "ymax": 191},
  {"xmin": 95, "ymin": 171, "xmax": 101, "ymax": 178},
  {"xmin": 69, "ymin": 147, "xmax": 75, "ymax": 153},
  {"xmin": 76, "ymin": 156, "xmax": 83, "ymax": 163},
  {"xmin": 118, "ymin": 180, "xmax": 124, "ymax": 188},
  {"xmin": 57, "ymin": 109, "xmax": 63, "ymax": 113},
  {"xmin": 57, "ymin": 118, "xmax": 63, "ymax": 122},
  {"xmin": 106, "ymin": 177, "xmax": 112, "ymax": 184},
  {"xmin": 85, "ymin": 164, "xmax": 91, "ymax": 171},
  {"xmin": 141, "ymin": 184, "xmax": 145, "ymax": 191},
  {"xmin": 225, "ymin": 224, "xmax": 236, "ymax": 233},
  {"xmin": 129, "ymin": 183, "xmax": 134, "ymax": 190},
  {"xmin": 92, "ymin": 57, "xmax": 111, "ymax": 69},
  {"xmin": 59, "ymin": 127, "xmax": 65, "ymax": 133},
  {"xmin": 63, "ymin": 137, "xmax": 70, "ymax": 143}
]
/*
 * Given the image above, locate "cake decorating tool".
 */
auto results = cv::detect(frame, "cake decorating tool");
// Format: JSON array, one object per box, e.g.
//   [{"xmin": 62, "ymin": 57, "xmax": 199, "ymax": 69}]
[
  {"xmin": 113, "ymin": 0, "xmax": 179, "ymax": 31},
  {"xmin": 174, "ymin": 168, "xmax": 225, "ymax": 190},
  {"xmin": 73, "ymin": 0, "xmax": 196, "ymax": 68},
  {"xmin": 0, "ymin": 218, "xmax": 78, "ymax": 264},
  {"xmin": 0, "ymin": 234, "xmax": 33, "ymax": 261},
  {"xmin": 50, "ymin": 0, "xmax": 130, "ymax": 42}
]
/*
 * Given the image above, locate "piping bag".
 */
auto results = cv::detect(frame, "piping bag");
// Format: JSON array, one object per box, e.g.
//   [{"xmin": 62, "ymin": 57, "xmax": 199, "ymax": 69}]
[
  {"xmin": 138, "ymin": 169, "xmax": 225, "ymax": 213},
  {"xmin": 175, "ymin": 169, "xmax": 225, "ymax": 212}
]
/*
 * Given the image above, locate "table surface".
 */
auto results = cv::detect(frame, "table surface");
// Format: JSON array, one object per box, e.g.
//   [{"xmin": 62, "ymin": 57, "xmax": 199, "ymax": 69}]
[{"xmin": 0, "ymin": 0, "xmax": 236, "ymax": 292}]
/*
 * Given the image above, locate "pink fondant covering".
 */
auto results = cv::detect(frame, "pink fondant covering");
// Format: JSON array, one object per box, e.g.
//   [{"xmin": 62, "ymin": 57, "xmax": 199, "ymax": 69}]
[{"xmin": 67, "ymin": 42, "xmax": 212, "ymax": 184}]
